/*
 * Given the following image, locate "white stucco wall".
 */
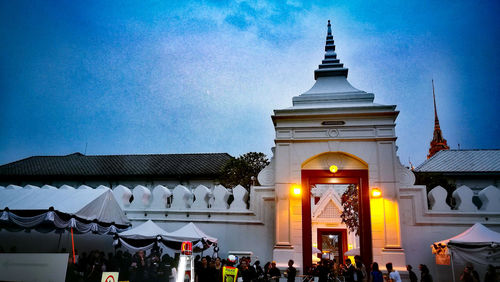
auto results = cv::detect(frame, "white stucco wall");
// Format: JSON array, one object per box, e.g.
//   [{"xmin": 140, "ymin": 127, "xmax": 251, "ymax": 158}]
[{"xmin": 399, "ymin": 179, "xmax": 500, "ymax": 281}]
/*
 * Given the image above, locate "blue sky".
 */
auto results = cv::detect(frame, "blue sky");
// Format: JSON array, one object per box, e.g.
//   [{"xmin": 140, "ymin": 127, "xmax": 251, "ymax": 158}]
[{"xmin": 1, "ymin": 0, "xmax": 499, "ymax": 166}]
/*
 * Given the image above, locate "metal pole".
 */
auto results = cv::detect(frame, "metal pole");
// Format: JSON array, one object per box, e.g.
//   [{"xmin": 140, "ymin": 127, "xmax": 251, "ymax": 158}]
[
  {"xmin": 450, "ymin": 250, "xmax": 456, "ymax": 282},
  {"xmin": 70, "ymin": 227, "xmax": 76, "ymax": 264},
  {"xmin": 56, "ymin": 232, "xmax": 62, "ymax": 252}
]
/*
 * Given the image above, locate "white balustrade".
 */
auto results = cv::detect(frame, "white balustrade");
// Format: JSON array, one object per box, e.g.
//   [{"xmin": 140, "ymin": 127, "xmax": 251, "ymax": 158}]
[
  {"xmin": 112, "ymin": 185, "xmax": 132, "ymax": 208},
  {"xmin": 212, "ymin": 185, "xmax": 231, "ymax": 210},
  {"xmin": 428, "ymin": 186, "xmax": 450, "ymax": 211},
  {"xmin": 478, "ymin": 185, "xmax": 500, "ymax": 212},
  {"xmin": 230, "ymin": 185, "xmax": 249, "ymax": 211},
  {"xmin": 59, "ymin": 185, "xmax": 75, "ymax": 190},
  {"xmin": 151, "ymin": 185, "xmax": 172, "ymax": 209},
  {"xmin": 192, "ymin": 185, "xmax": 212, "ymax": 209},
  {"xmin": 171, "ymin": 185, "xmax": 193, "ymax": 209},
  {"xmin": 129, "ymin": 185, "xmax": 151, "ymax": 209},
  {"xmin": 77, "ymin": 185, "xmax": 93, "ymax": 190},
  {"xmin": 452, "ymin": 185, "xmax": 477, "ymax": 212}
]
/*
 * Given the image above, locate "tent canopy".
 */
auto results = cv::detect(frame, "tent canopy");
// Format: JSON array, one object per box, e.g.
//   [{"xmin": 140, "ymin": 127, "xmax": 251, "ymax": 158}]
[
  {"xmin": 433, "ymin": 223, "xmax": 500, "ymax": 250},
  {"xmin": 344, "ymin": 248, "xmax": 360, "ymax": 256},
  {"xmin": 116, "ymin": 221, "xmax": 218, "ymax": 252},
  {"xmin": 431, "ymin": 223, "xmax": 500, "ymax": 267},
  {"xmin": 119, "ymin": 220, "xmax": 170, "ymax": 240},
  {"xmin": 0, "ymin": 187, "xmax": 130, "ymax": 233},
  {"xmin": 162, "ymin": 222, "xmax": 217, "ymax": 243}
]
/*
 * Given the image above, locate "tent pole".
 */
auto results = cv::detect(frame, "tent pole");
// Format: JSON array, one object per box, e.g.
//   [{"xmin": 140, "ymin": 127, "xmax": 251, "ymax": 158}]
[
  {"xmin": 70, "ymin": 227, "xmax": 76, "ymax": 264},
  {"xmin": 450, "ymin": 250, "xmax": 456, "ymax": 282},
  {"xmin": 57, "ymin": 232, "xmax": 62, "ymax": 252}
]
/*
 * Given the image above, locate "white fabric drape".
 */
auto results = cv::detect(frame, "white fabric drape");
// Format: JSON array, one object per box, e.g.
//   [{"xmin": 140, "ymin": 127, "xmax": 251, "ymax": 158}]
[
  {"xmin": 118, "ymin": 238, "xmax": 156, "ymax": 253},
  {"xmin": 0, "ymin": 210, "xmax": 127, "ymax": 235}
]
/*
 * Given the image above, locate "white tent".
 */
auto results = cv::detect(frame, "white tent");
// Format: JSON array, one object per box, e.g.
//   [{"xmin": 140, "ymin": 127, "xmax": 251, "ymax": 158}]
[
  {"xmin": 119, "ymin": 220, "xmax": 170, "ymax": 240},
  {"xmin": 344, "ymin": 248, "xmax": 360, "ymax": 256},
  {"xmin": 434, "ymin": 223, "xmax": 500, "ymax": 247},
  {"xmin": 116, "ymin": 221, "xmax": 217, "ymax": 252},
  {"xmin": 162, "ymin": 222, "xmax": 217, "ymax": 243},
  {"xmin": 0, "ymin": 187, "xmax": 130, "ymax": 233},
  {"xmin": 116, "ymin": 220, "xmax": 171, "ymax": 252},
  {"xmin": 312, "ymin": 246, "xmax": 322, "ymax": 254},
  {"xmin": 432, "ymin": 223, "xmax": 500, "ymax": 281}
]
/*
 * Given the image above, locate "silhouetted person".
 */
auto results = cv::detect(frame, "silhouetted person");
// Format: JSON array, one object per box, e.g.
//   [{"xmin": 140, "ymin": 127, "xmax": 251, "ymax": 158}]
[
  {"xmin": 407, "ymin": 265, "xmax": 417, "ymax": 282},
  {"xmin": 370, "ymin": 262, "xmax": 383, "ymax": 282}
]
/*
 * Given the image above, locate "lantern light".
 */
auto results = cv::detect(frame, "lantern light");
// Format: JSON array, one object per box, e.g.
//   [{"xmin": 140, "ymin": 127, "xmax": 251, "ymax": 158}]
[
  {"xmin": 371, "ymin": 188, "xmax": 382, "ymax": 198},
  {"xmin": 329, "ymin": 165, "xmax": 338, "ymax": 173},
  {"xmin": 292, "ymin": 184, "xmax": 301, "ymax": 196},
  {"xmin": 181, "ymin": 241, "xmax": 192, "ymax": 255}
]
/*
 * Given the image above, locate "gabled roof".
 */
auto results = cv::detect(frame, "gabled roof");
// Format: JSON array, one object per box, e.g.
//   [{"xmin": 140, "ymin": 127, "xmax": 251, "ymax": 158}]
[
  {"xmin": 0, "ymin": 152, "xmax": 232, "ymax": 179},
  {"xmin": 415, "ymin": 149, "xmax": 500, "ymax": 173}
]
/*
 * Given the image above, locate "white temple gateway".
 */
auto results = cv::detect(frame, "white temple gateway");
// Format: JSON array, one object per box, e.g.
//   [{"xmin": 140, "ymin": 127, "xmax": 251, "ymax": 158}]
[
  {"xmin": 269, "ymin": 19, "xmax": 405, "ymax": 271},
  {"xmin": 1, "ymin": 21, "xmax": 500, "ymax": 281}
]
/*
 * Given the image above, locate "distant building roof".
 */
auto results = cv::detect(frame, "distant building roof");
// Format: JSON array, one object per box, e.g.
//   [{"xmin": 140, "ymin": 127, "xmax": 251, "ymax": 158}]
[
  {"xmin": 415, "ymin": 149, "xmax": 500, "ymax": 173},
  {"xmin": 0, "ymin": 152, "xmax": 232, "ymax": 180}
]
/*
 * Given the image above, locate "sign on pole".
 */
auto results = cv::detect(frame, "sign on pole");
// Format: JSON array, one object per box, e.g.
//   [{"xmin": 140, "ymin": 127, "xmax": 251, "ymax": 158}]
[
  {"xmin": 222, "ymin": 266, "xmax": 238, "ymax": 282},
  {"xmin": 101, "ymin": 272, "xmax": 119, "ymax": 282}
]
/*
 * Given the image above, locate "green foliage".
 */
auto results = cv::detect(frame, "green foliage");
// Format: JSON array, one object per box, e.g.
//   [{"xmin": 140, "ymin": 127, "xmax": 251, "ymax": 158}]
[
  {"xmin": 340, "ymin": 184, "xmax": 359, "ymax": 236},
  {"xmin": 219, "ymin": 152, "xmax": 270, "ymax": 189}
]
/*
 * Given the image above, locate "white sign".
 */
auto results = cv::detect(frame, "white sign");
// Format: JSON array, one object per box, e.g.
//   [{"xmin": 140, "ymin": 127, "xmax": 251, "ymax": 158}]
[
  {"xmin": 101, "ymin": 272, "xmax": 119, "ymax": 282},
  {"xmin": 0, "ymin": 253, "xmax": 68, "ymax": 282}
]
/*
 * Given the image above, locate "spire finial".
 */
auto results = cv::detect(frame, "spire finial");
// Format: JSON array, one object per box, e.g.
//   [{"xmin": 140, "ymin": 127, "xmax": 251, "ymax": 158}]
[
  {"xmin": 432, "ymin": 79, "xmax": 439, "ymax": 126},
  {"xmin": 427, "ymin": 79, "xmax": 450, "ymax": 159},
  {"xmin": 313, "ymin": 20, "xmax": 348, "ymax": 79}
]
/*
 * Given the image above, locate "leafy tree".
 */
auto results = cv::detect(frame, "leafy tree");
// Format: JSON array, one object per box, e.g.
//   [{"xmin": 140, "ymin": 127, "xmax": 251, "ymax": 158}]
[
  {"xmin": 219, "ymin": 152, "xmax": 270, "ymax": 189},
  {"xmin": 340, "ymin": 184, "xmax": 360, "ymax": 235}
]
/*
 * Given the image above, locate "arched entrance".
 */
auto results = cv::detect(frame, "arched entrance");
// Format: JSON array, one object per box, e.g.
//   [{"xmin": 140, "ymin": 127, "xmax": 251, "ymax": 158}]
[{"xmin": 301, "ymin": 153, "xmax": 372, "ymax": 270}]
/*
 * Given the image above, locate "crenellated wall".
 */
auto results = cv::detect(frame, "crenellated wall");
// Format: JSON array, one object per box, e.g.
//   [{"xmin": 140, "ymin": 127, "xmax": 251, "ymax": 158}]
[
  {"xmin": 0, "ymin": 183, "xmax": 276, "ymax": 262},
  {"xmin": 398, "ymin": 168, "xmax": 500, "ymax": 281}
]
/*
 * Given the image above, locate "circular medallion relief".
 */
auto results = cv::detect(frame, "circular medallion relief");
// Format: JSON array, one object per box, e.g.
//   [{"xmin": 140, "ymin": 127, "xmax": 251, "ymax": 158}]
[{"xmin": 328, "ymin": 129, "xmax": 339, "ymax": 137}]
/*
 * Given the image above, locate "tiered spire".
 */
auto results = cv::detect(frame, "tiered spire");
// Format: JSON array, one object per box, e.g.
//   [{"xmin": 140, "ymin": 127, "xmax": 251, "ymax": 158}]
[
  {"xmin": 292, "ymin": 20, "xmax": 374, "ymax": 106},
  {"xmin": 314, "ymin": 20, "xmax": 349, "ymax": 79},
  {"xmin": 427, "ymin": 80, "xmax": 450, "ymax": 159}
]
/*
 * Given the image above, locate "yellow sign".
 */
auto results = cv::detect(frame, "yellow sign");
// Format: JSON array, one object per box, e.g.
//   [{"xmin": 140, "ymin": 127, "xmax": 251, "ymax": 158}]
[
  {"xmin": 101, "ymin": 272, "xmax": 119, "ymax": 282},
  {"xmin": 222, "ymin": 266, "xmax": 238, "ymax": 282}
]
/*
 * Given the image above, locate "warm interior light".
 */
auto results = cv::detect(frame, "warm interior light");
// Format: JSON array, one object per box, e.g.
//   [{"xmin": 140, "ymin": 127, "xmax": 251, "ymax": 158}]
[
  {"xmin": 329, "ymin": 165, "xmax": 338, "ymax": 173},
  {"xmin": 292, "ymin": 184, "xmax": 301, "ymax": 196},
  {"xmin": 348, "ymin": 244, "xmax": 353, "ymax": 250},
  {"xmin": 371, "ymin": 188, "xmax": 382, "ymax": 198}
]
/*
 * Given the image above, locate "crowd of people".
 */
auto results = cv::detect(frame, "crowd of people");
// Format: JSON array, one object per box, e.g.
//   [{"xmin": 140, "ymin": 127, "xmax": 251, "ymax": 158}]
[
  {"xmin": 193, "ymin": 256, "xmax": 293, "ymax": 282},
  {"xmin": 65, "ymin": 249, "xmax": 176, "ymax": 282},
  {"xmin": 59, "ymin": 248, "xmax": 497, "ymax": 282}
]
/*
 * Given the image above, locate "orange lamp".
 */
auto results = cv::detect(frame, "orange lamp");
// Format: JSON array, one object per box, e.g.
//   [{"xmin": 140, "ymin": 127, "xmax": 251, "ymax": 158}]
[
  {"xmin": 292, "ymin": 184, "xmax": 301, "ymax": 196},
  {"xmin": 329, "ymin": 165, "xmax": 338, "ymax": 173},
  {"xmin": 371, "ymin": 188, "xmax": 382, "ymax": 198}
]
